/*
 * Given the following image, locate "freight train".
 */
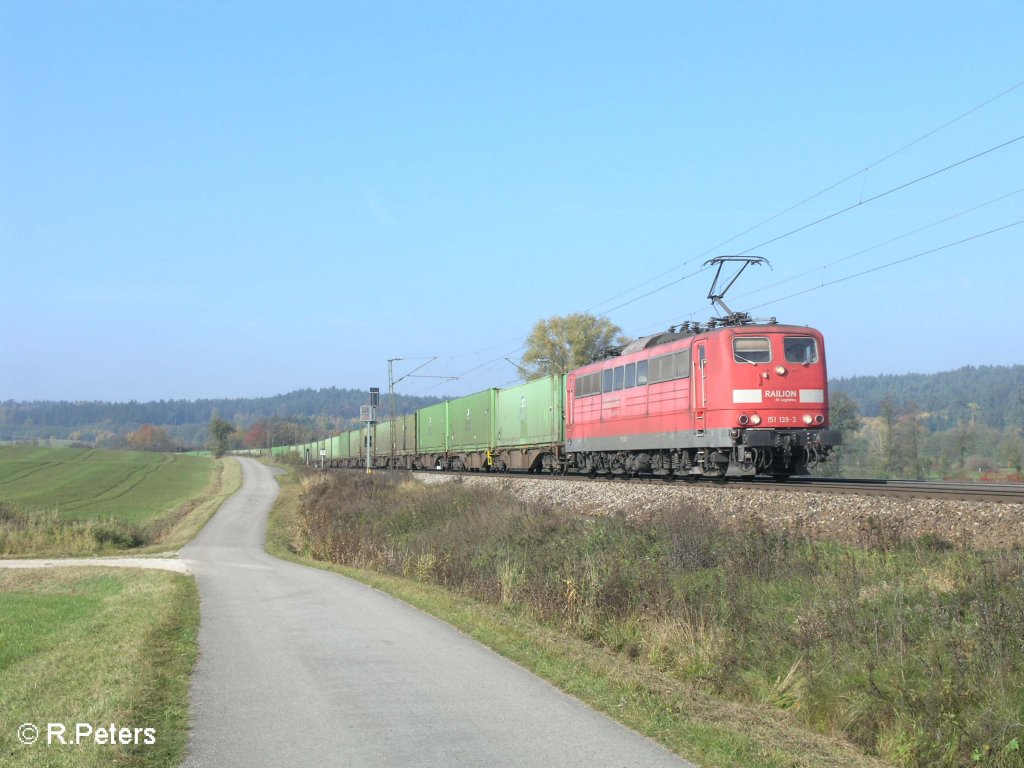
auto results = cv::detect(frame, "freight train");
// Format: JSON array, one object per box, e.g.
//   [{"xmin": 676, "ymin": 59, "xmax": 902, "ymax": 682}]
[
  {"xmin": 262, "ymin": 258, "xmax": 840, "ymax": 480},
  {"xmin": 265, "ymin": 319, "xmax": 839, "ymax": 481}
]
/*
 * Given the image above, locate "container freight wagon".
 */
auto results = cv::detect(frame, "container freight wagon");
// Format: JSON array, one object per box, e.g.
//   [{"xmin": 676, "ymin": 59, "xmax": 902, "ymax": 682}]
[
  {"xmin": 372, "ymin": 413, "xmax": 417, "ymax": 469},
  {"xmin": 374, "ymin": 420, "xmax": 393, "ymax": 467},
  {"xmin": 329, "ymin": 434, "xmax": 346, "ymax": 464},
  {"xmin": 492, "ymin": 374, "xmax": 565, "ymax": 471},
  {"xmin": 444, "ymin": 389, "xmax": 497, "ymax": 470},
  {"xmin": 416, "ymin": 402, "xmax": 449, "ymax": 469}
]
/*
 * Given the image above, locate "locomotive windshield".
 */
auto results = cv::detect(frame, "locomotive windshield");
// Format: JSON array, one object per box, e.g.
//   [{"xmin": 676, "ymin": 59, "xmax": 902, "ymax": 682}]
[
  {"xmin": 784, "ymin": 336, "xmax": 819, "ymax": 364},
  {"xmin": 733, "ymin": 337, "xmax": 771, "ymax": 364}
]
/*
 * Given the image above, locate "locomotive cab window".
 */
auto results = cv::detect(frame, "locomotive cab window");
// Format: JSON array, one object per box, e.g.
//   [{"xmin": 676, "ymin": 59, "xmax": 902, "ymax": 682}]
[
  {"xmin": 635, "ymin": 360, "xmax": 648, "ymax": 385},
  {"xmin": 733, "ymin": 337, "xmax": 771, "ymax": 364},
  {"xmin": 603, "ymin": 368, "xmax": 614, "ymax": 393},
  {"xmin": 625, "ymin": 362, "xmax": 636, "ymax": 388},
  {"xmin": 613, "ymin": 366, "xmax": 625, "ymax": 391},
  {"xmin": 784, "ymin": 336, "xmax": 819, "ymax": 364}
]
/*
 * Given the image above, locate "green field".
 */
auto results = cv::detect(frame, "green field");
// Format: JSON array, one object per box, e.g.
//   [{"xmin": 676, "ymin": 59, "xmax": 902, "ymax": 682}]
[
  {"xmin": 0, "ymin": 447, "xmax": 238, "ymax": 556},
  {"xmin": 0, "ymin": 447, "xmax": 214, "ymax": 523},
  {"xmin": 0, "ymin": 568, "xmax": 198, "ymax": 768}
]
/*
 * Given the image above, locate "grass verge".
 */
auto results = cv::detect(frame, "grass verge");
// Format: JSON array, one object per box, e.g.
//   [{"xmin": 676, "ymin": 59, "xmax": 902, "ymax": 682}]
[
  {"xmin": 0, "ymin": 567, "xmax": 199, "ymax": 768},
  {"xmin": 265, "ymin": 468, "xmax": 888, "ymax": 768}
]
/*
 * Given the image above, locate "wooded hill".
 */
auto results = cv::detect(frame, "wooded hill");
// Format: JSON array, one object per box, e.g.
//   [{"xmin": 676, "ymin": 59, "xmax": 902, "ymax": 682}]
[
  {"xmin": 830, "ymin": 365, "xmax": 1024, "ymax": 431},
  {"xmin": 0, "ymin": 388, "xmax": 445, "ymax": 448},
  {"xmin": 829, "ymin": 365, "xmax": 1023, "ymax": 478}
]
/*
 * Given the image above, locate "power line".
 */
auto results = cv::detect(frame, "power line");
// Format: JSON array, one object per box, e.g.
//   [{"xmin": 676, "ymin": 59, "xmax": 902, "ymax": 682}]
[
  {"xmin": 722, "ymin": 186, "xmax": 1024, "ymax": 305},
  {"xmin": 708, "ymin": 78, "xmax": 1024, "ymax": 257},
  {"xmin": 584, "ymin": 78, "xmax": 1024, "ymax": 316},
  {"xmin": 735, "ymin": 132, "xmax": 1024, "ymax": 256},
  {"xmin": 743, "ymin": 219, "xmax": 1024, "ymax": 311},
  {"xmin": 596, "ymin": 132, "xmax": 1024, "ymax": 319},
  {"xmin": 630, "ymin": 187, "xmax": 1023, "ymax": 336}
]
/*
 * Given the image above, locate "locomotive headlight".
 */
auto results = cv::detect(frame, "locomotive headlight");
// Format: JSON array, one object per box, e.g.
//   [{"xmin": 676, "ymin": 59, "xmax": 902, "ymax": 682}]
[
  {"xmin": 738, "ymin": 414, "xmax": 750, "ymax": 425},
  {"xmin": 814, "ymin": 414, "xmax": 825, "ymax": 425},
  {"xmin": 775, "ymin": 365, "xmax": 786, "ymax": 375},
  {"xmin": 802, "ymin": 414, "xmax": 814, "ymax": 425},
  {"xmin": 750, "ymin": 414, "xmax": 762, "ymax": 425}
]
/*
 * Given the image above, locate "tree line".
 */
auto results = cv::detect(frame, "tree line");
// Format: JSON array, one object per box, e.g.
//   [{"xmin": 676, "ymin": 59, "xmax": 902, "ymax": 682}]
[
  {"xmin": 828, "ymin": 366, "xmax": 1023, "ymax": 479},
  {"xmin": 0, "ymin": 388, "xmax": 443, "ymax": 449}
]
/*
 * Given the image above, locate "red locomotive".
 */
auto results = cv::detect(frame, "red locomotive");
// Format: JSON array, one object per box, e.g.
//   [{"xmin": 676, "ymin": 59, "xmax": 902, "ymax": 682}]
[{"xmin": 563, "ymin": 257, "xmax": 839, "ymax": 479}]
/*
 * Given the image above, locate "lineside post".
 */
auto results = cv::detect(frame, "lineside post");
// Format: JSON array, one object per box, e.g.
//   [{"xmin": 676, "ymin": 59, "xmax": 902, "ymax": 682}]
[{"xmin": 361, "ymin": 388, "xmax": 379, "ymax": 474}]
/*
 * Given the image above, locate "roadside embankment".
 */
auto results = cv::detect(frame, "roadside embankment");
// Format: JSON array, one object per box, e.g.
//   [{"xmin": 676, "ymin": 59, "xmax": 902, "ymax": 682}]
[{"xmin": 415, "ymin": 473, "xmax": 1024, "ymax": 549}]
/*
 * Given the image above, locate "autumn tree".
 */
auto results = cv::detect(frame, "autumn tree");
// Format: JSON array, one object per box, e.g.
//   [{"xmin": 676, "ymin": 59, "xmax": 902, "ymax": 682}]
[
  {"xmin": 243, "ymin": 421, "xmax": 269, "ymax": 449},
  {"xmin": 127, "ymin": 424, "xmax": 174, "ymax": 452},
  {"xmin": 209, "ymin": 417, "xmax": 236, "ymax": 458},
  {"xmin": 518, "ymin": 313, "xmax": 627, "ymax": 380}
]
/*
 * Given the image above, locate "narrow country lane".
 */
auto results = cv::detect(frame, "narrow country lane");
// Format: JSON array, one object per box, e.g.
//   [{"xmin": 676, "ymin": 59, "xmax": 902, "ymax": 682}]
[{"xmin": 180, "ymin": 457, "xmax": 694, "ymax": 767}]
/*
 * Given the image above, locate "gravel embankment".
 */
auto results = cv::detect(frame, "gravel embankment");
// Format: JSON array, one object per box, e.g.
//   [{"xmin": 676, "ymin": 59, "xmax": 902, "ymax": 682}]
[{"xmin": 415, "ymin": 474, "xmax": 1024, "ymax": 550}]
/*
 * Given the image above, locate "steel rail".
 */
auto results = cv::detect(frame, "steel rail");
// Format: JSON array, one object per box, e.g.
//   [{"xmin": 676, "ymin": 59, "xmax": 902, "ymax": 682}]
[{"xmin": 405, "ymin": 468, "xmax": 1024, "ymax": 504}]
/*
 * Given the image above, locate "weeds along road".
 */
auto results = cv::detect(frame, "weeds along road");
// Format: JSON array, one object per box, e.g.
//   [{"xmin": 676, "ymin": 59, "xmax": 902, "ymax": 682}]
[{"xmin": 180, "ymin": 458, "xmax": 693, "ymax": 768}]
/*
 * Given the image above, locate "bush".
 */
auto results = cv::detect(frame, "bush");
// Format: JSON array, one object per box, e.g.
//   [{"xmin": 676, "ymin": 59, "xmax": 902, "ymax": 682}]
[{"xmin": 91, "ymin": 522, "xmax": 146, "ymax": 549}]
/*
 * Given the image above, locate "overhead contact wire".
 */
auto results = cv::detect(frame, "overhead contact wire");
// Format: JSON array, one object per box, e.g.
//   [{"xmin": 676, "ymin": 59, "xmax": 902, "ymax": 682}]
[
  {"xmin": 744, "ymin": 219, "xmax": 1024, "ymax": 311},
  {"xmin": 585, "ymin": 79, "xmax": 1024, "ymax": 315},
  {"xmin": 736, "ymin": 133, "xmax": 1024, "ymax": 256}
]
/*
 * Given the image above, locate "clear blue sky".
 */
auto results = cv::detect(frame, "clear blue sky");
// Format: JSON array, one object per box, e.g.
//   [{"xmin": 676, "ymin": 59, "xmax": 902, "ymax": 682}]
[{"xmin": 2, "ymin": 1, "xmax": 1022, "ymax": 403}]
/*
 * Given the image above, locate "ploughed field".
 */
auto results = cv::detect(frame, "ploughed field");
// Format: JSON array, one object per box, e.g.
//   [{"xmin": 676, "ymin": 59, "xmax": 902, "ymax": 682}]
[{"xmin": 0, "ymin": 447, "xmax": 214, "ymax": 523}]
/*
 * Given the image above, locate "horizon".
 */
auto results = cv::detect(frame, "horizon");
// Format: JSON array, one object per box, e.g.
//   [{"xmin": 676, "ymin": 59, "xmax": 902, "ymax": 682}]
[{"xmin": 3, "ymin": 361, "xmax": 1021, "ymax": 407}]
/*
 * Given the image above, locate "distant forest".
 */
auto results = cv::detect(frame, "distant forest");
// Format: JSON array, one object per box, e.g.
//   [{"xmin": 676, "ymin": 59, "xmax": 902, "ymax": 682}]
[
  {"xmin": 829, "ymin": 365, "xmax": 1024, "ymax": 479},
  {"xmin": 0, "ymin": 388, "xmax": 445, "ymax": 449},
  {"xmin": 2, "ymin": 366, "xmax": 1021, "ymax": 478},
  {"xmin": 830, "ymin": 365, "xmax": 1024, "ymax": 431}
]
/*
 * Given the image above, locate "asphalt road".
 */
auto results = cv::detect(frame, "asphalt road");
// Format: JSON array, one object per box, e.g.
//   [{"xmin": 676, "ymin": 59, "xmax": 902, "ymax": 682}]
[{"xmin": 180, "ymin": 457, "xmax": 694, "ymax": 767}]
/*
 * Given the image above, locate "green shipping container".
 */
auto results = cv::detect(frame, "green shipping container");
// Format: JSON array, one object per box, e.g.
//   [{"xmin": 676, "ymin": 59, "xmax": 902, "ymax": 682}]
[
  {"xmin": 377, "ymin": 413, "xmax": 417, "ymax": 456},
  {"xmin": 447, "ymin": 389, "xmax": 497, "ymax": 452},
  {"xmin": 374, "ymin": 420, "xmax": 393, "ymax": 459},
  {"xmin": 349, "ymin": 429, "xmax": 362, "ymax": 460},
  {"xmin": 400, "ymin": 413, "xmax": 417, "ymax": 454},
  {"xmin": 417, "ymin": 402, "xmax": 449, "ymax": 453},
  {"xmin": 495, "ymin": 374, "xmax": 565, "ymax": 448}
]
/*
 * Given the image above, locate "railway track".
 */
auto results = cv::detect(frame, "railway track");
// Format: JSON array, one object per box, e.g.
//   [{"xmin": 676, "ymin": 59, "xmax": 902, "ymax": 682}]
[
  {"xmin": 749, "ymin": 477, "xmax": 1024, "ymax": 503},
  {"xmin": 408, "ymin": 468, "xmax": 1024, "ymax": 504}
]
